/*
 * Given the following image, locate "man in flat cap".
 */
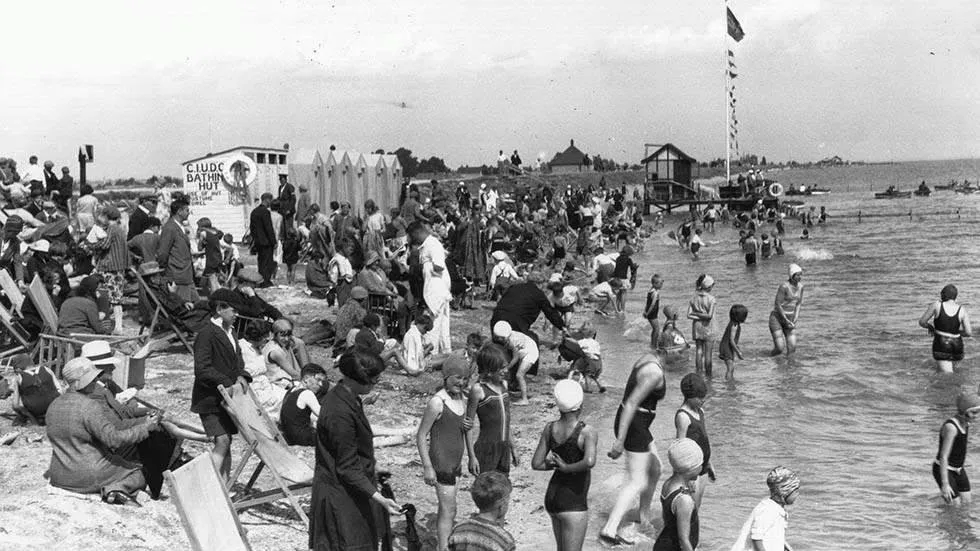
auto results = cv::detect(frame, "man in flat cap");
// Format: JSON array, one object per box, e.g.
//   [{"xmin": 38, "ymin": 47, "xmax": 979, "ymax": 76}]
[{"xmin": 128, "ymin": 193, "xmax": 159, "ymax": 240}]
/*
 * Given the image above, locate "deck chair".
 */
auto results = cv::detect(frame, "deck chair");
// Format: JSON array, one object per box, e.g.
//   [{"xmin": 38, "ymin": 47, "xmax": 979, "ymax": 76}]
[
  {"xmin": 0, "ymin": 302, "xmax": 32, "ymax": 358},
  {"xmin": 0, "ymin": 270, "xmax": 25, "ymax": 317},
  {"xmin": 368, "ymin": 293, "xmax": 401, "ymax": 338},
  {"xmin": 129, "ymin": 268, "xmax": 194, "ymax": 355},
  {"xmin": 164, "ymin": 454, "xmax": 252, "ymax": 551},
  {"xmin": 28, "ymin": 275, "xmax": 145, "ymax": 375},
  {"xmin": 219, "ymin": 384, "xmax": 313, "ymax": 526}
]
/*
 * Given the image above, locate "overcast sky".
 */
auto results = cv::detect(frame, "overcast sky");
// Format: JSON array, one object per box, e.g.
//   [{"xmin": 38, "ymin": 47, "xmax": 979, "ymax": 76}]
[{"xmin": 1, "ymin": 0, "xmax": 977, "ymax": 178}]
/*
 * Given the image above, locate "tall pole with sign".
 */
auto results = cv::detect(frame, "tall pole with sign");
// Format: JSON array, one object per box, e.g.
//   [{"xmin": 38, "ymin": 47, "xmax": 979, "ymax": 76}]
[{"xmin": 77, "ymin": 145, "xmax": 94, "ymax": 219}]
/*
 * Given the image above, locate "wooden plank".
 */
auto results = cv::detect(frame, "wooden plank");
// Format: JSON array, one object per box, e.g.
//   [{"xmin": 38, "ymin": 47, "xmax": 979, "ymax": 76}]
[
  {"xmin": 27, "ymin": 275, "xmax": 58, "ymax": 332},
  {"xmin": 0, "ymin": 303, "xmax": 30, "ymax": 350},
  {"xmin": 0, "ymin": 270, "xmax": 24, "ymax": 315},
  {"xmin": 164, "ymin": 455, "xmax": 252, "ymax": 551}
]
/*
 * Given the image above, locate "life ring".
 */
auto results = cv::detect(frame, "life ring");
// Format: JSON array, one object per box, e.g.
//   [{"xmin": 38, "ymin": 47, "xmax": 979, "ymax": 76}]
[{"xmin": 768, "ymin": 182, "xmax": 784, "ymax": 197}]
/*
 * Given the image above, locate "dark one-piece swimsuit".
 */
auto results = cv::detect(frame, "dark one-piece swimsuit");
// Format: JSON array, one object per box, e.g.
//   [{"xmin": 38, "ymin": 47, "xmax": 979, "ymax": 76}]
[{"xmin": 544, "ymin": 421, "xmax": 590, "ymax": 514}]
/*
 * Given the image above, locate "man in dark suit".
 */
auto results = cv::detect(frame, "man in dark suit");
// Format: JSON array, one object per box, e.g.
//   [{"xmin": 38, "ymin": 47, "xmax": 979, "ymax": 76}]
[
  {"xmin": 128, "ymin": 194, "xmax": 159, "ymax": 240},
  {"xmin": 250, "ymin": 193, "xmax": 276, "ymax": 288},
  {"xmin": 156, "ymin": 199, "xmax": 197, "ymax": 301},
  {"xmin": 191, "ymin": 289, "xmax": 251, "ymax": 481},
  {"xmin": 277, "ymin": 175, "xmax": 296, "ymax": 229}
]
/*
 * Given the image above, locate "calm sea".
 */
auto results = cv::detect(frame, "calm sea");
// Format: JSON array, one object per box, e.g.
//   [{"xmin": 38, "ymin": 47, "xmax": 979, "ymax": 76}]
[{"xmin": 542, "ymin": 159, "xmax": 980, "ymax": 550}]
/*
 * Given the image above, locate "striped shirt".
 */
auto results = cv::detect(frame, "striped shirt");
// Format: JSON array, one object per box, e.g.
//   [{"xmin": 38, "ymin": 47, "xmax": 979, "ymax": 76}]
[
  {"xmin": 97, "ymin": 223, "xmax": 130, "ymax": 272},
  {"xmin": 448, "ymin": 515, "xmax": 515, "ymax": 551}
]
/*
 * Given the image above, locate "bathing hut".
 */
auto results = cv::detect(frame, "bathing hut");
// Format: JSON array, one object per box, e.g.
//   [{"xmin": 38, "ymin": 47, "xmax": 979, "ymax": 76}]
[
  {"xmin": 549, "ymin": 139, "xmax": 592, "ymax": 174},
  {"xmin": 287, "ymin": 148, "xmax": 323, "ymax": 200},
  {"xmin": 341, "ymin": 151, "xmax": 362, "ymax": 214},
  {"xmin": 383, "ymin": 155, "xmax": 403, "ymax": 211},
  {"xmin": 361, "ymin": 153, "xmax": 386, "ymax": 212},
  {"xmin": 181, "ymin": 145, "xmax": 287, "ymax": 239},
  {"xmin": 641, "ymin": 143, "xmax": 699, "ymax": 213}
]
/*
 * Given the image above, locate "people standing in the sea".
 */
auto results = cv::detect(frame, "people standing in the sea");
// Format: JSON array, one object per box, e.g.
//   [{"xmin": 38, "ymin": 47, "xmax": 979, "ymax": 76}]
[
  {"xmin": 934, "ymin": 392, "xmax": 980, "ymax": 506},
  {"xmin": 674, "ymin": 374, "xmax": 715, "ymax": 507},
  {"xmin": 775, "ymin": 213, "xmax": 786, "ymax": 236},
  {"xmin": 770, "ymin": 264, "xmax": 804, "ymax": 356},
  {"xmin": 741, "ymin": 231, "xmax": 760, "ymax": 266},
  {"xmin": 730, "ymin": 466, "xmax": 801, "ymax": 551},
  {"xmin": 689, "ymin": 229, "xmax": 704, "ymax": 260},
  {"xmin": 644, "ymin": 274, "xmax": 664, "ymax": 348},
  {"xmin": 702, "ymin": 203, "xmax": 717, "ymax": 233},
  {"xmin": 818, "ymin": 206, "xmax": 828, "ymax": 224},
  {"xmin": 599, "ymin": 354, "xmax": 666, "ymax": 546},
  {"xmin": 688, "ymin": 274, "xmax": 717, "ymax": 376},
  {"xmin": 759, "ymin": 233, "xmax": 773, "ymax": 259},
  {"xmin": 531, "ymin": 380, "xmax": 597, "ymax": 551},
  {"xmin": 652, "ymin": 438, "xmax": 703, "ymax": 551},
  {"xmin": 919, "ymin": 284, "xmax": 972, "ymax": 372},
  {"xmin": 720, "ymin": 304, "xmax": 748, "ymax": 380}
]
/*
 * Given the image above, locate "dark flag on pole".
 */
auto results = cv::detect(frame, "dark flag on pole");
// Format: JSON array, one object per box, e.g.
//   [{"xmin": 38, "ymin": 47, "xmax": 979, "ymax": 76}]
[
  {"xmin": 727, "ymin": 8, "xmax": 745, "ymax": 42},
  {"xmin": 728, "ymin": 49, "xmax": 734, "ymax": 57}
]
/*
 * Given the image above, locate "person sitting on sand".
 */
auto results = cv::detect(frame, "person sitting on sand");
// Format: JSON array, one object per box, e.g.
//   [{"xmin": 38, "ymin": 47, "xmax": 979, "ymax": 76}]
[
  {"xmin": 46, "ymin": 357, "xmax": 163, "ymax": 505},
  {"xmin": 238, "ymin": 321, "xmax": 287, "ymax": 417},
  {"xmin": 8, "ymin": 353, "xmax": 63, "ymax": 424},
  {"xmin": 402, "ymin": 311, "xmax": 448, "ymax": 376},
  {"xmin": 800, "ymin": 228, "xmax": 810, "ymax": 240},
  {"xmin": 58, "ymin": 275, "xmax": 113, "ymax": 336},
  {"xmin": 279, "ymin": 363, "xmax": 329, "ymax": 447},
  {"xmin": 354, "ymin": 313, "xmax": 410, "ymax": 369},
  {"xmin": 333, "ymin": 286, "xmax": 369, "ymax": 354},
  {"xmin": 263, "ymin": 319, "xmax": 309, "ymax": 386}
]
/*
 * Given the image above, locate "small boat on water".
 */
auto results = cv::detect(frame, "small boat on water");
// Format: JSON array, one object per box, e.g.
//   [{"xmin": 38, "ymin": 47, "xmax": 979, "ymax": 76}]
[
  {"xmin": 914, "ymin": 183, "xmax": 931, "ymax": 196},
  {"xmin": 784, "ymin": 183, "xmax": 831, "ymax": 196},
  {"xmin": 954, "ymin": 185, "xmax": 980, "ymax": 194},
  {"xmin": 875, "ymin": 186, "xmax": 912, "ymax": 199},
  {"xmin": 934, "ymin": 183, "xmax": 956, "ymax": 191}
]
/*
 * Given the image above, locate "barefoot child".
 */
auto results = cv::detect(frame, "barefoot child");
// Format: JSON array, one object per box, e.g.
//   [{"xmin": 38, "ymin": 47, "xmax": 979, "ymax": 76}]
[
  {"xmin": 492, "ymin": 321, "xmax": 540, "ymax": 406},
  {"xmin": 689, "ymin": 229, "xmax": 704, "ymax": 260},
  {"xmin": 644, "ymin": 274, "xmax": 664, "ymax": 348},
  {"xmin": 466, "ymin": 344, "xmax": 518, "ymax": 476},
  {"xmin": 688, "ymin": 275, "xmax": 717, "ymax": 376},
  {"xmin": 652, "ymin": 439, "xmax": 703, "ymax": 551},
  {"xmin": 934, "ymin": 392, "xmax": 980, "ymax": 505},
  {"xmin": 531, "ymin": 380, "xmax": 597, "ymax": 551},
  {"xmin": 674, "ymin": 374, "xmax": 715, "ymax": 508},
  {"xmin": 658, "ymin": 305, "xmax": 691, "ymax": 364},
  {"xmin": 731, "ymin": 466, "xmax": 801, "ymax": 551},
  {"xmin": 720, "ymin": 304, "xmax": 748, "ymax": 380},
  {"xmin": 416, "ymin": 355, "xmax": 472, "ymax": 551}
]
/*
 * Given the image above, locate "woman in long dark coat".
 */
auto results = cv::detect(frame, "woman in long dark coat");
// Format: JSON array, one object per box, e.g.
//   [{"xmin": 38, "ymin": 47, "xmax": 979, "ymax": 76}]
[{"xmin": 310, "ymin": 352, "xmax": 401, "ymax": 551}]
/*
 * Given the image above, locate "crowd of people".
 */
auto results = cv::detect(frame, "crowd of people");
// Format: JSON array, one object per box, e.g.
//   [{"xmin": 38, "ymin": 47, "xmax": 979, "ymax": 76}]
[{"xmin": 1, "ymin": 155, "xmax": 910, "ymax": 551}]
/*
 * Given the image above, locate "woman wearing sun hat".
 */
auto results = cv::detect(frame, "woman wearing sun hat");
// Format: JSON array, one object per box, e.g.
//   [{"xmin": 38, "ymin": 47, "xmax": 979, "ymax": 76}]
[{"xmin": 770, "ymin": 263, "xmax": 805, "ymax": 356}]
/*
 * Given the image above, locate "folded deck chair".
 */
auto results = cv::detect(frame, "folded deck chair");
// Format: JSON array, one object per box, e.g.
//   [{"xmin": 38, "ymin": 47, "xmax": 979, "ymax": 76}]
[
  {"xmin": 164, "ymin": 454, "xmax": 252, "ymax": 551},
  {"xmin": 0, "ymin": 270, "xmax": 25, "ymax": 317},
  {"xmin": 129, "ymin": 268, "xmax": 195, "ymax": 355},
  {"xmin": 219, "ymin": 384, "xmax": 313, "ymax": 526},
  {"xmin": 0, "ymin": 301, "xmax": 32, "ymax": 357}
]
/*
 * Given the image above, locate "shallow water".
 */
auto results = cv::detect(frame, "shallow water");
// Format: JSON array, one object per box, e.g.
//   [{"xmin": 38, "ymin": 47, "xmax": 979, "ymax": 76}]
[{"xmin": 532, "ymin": 159, "xmax": 980, "ymax": 550}]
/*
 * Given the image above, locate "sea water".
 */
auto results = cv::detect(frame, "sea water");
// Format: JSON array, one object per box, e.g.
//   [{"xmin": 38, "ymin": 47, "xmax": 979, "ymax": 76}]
[{"xmin": 538, "ymin": 159, "xmax": 980, "ymax": 550}]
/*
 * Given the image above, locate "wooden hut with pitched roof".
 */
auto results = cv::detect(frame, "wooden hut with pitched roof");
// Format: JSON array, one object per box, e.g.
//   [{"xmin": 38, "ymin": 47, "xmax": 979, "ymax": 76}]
[{"xmin": 549, "ymin": 139, "xmax": 592, "ymax": 174}]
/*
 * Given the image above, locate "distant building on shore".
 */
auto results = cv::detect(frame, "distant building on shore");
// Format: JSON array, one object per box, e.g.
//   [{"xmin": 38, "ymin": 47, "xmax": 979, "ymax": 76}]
[{"xmin": 549, "ymin": 139, "xmax": 592, "ymax": 173}]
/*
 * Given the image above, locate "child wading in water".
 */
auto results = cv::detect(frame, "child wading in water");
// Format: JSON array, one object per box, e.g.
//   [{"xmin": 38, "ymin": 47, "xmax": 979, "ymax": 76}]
[
  {"xmin": 934, "ymin": 392, "xmax": 980, "ymax": 506},
  {"xmin": 720, "ymin": 304, "xmax": 748, "ymax": 380},
  {"xmin": 531, "ymin": 380, "xmax": 597, "ymax": 551},
  {"xmin": 674, "ymin": 374, "xmax": 715, "ymax": 507},
  {"xmin": 644, "ymin": 274, "xmax": 664, "ymax": 348},
  {"xmin": 466, "ymin": 343, "xmax": 518, "ymax": 476},
  {"xmin": 416, "ymin": 354, "xmax": 473, "ymax": 551},
  {"xmin": 731, "ymin": 466, "xmax": 801, "ymax": 551},
  {"xmin": 688, "ymin": 274, "xmax": 717, "ymax": 376},
  {"xmin": 652, "ymin": 438, "xmax": 703, "ymax": 551}
]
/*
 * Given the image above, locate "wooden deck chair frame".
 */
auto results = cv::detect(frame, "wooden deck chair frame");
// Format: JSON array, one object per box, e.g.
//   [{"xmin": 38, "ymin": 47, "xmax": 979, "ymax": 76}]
[
  {"xmin": 129, "ymin": 268, "xmax": 194, "ymax": 355},
  {"xmin": 219, "ymin": 385, "xmax": 313, "ymax": 526},
  {"xmin": 367, "ymin": 293, "xmax": 400, "ymax": 337},
  {"xmin": 164, "ymin": 454, "xmax": 253, "ymax": 551},
  {"xmin": 0, "ymin": 301, "xmax": 32, "ymax": 358},
  {"xmin": 27, "ymin": 275, "xmax": 146, "ymax": 375}
]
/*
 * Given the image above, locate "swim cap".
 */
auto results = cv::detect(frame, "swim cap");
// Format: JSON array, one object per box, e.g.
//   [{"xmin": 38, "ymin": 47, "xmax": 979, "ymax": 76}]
[
  {"xmin": 957, "ymin": 392, "xmax": 980, "ymax": 415},
  {"xmin": 554, "ymin": 379, "xmax": 584, "ymax": 413},
  {"xmin": 767, "ymin": 466, "xmax": 800, "ymax": 500},
  {"xmin": 700, "ymin": 275, "xmax": 715, "ymax": 289},
  {"xmin": 941, "ymin": 284, "xmax": 958, "ymax": 302},
  {"xmin": 442, "ymin": 353, "xmax": 471, "ymax": 381},
  {"xmin": 492, "ymin": 321, "xmax": 513, "ymax": 339},
  {"xmin": 680, "ymin": 373, "xmax": 707, "ymax": 399},
  {"xmin": 789, "ymin": 264, "xmax": 803, "ymax": 278},
  {"xmin": 663, "ymin": 305, "xmax": 678, "ymax": 320},
  {"xmin": 667, "ymin": 438, "xmax": 704, "ymax": 473}
]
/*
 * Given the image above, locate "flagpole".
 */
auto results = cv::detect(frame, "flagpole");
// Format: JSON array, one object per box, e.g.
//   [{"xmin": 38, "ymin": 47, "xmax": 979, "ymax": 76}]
[{"xmin": 725, "ymin": 0, "xmax": 731, "ymax": 189}]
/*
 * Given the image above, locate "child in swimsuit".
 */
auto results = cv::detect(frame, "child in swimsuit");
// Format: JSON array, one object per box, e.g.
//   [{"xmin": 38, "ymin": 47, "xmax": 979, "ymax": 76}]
[
  {"xmin": 416, "ymin": 355, "xmax": 472, "ymax": 551},
  {"xmin": 689, "ymin": 229, "xmax": 704, "ymax": 260},
  {"xmin": 760, "ymin": 233, "xmax": 772, "ymax": 259},
  {"xmin": 934, "ymin": 392, "xmax": 980, "ymax": 505},
  {"xmin": 688, "ymin": 274, "xmax": 717, "ymax": 376},
  {"xmin": 658, "ymin": 305, "xmax": 691, "ymax": 365},
  {"xmin": 465, "ymin": 343, "xmax": 517, "ymax": 476},
  {"xmin": 531, "ymin": 380, "xmax": 597, "ymax": 551},
  {"xmin": 674, "ymin": 374, "xmax": 715, "ymax": 508},
  {"xmin": 720, "ymin": 304, "xmax": 748, "ymax": 380},
  {"xmin": 652, "ymin": 439, "xmax": 703, "ymax": 551},
  {"xmin": 644, "ymin": 274, "xmax": 664, "ymax": 348}
]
